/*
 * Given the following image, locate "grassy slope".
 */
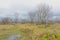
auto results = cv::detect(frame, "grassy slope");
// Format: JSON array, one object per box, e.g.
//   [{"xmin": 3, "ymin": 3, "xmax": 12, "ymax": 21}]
[{"xmin": 0, "ymin": 24, "xmax": 60, "ymax": 40}]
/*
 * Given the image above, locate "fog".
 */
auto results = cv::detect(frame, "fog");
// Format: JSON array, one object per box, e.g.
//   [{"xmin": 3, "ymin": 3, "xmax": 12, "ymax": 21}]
[{"xmin": 0, "ymin": 0, "xmax": 60, "ymax": 19}]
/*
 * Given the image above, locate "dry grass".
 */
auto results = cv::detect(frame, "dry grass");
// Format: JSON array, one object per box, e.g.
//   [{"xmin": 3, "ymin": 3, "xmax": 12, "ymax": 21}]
[{"xmin": 0, "ymin": 23, "xmax": 60, "ymax": 40}]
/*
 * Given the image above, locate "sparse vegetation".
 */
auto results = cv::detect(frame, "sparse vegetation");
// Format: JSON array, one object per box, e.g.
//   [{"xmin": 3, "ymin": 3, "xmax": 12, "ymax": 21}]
[{"xmin": 0, "ymin": 24, "xmax": 60, "ymax": 40}]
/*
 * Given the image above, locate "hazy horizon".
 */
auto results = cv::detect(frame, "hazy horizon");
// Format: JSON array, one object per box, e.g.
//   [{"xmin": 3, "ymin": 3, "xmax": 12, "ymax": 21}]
[{"xmin": 0, "ymin": 0, "xmax": 60, "ymax": 20}]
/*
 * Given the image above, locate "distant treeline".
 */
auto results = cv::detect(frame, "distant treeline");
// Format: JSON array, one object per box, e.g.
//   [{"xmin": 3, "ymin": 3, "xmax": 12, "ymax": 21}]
[
  {"xmin": 0, "ymin": 3, "xmax": 59, "ymax": 24},
  {"xmin": 0, "ymin": 16, "xmax": 59, "ymax": 25}
]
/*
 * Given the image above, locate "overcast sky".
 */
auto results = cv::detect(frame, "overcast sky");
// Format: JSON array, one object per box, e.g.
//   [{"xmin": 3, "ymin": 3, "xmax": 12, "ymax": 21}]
[{"xmin": 0, "ymin": 0, "xmax": 60, "ymax": 18}]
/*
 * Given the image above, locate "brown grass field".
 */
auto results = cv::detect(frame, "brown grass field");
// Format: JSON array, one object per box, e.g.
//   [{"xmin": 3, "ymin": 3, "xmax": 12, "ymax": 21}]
[{"xmin": 0, "ymin": 23, "xmax": 60, "ymax": 40}]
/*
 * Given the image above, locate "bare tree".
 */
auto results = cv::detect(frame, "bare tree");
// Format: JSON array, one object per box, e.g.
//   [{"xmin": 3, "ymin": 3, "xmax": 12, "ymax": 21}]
[
  {"xmin": 28, "ymin": 10, "xmax": 36, "ymax": 24},
  {"xmin": 1, "ymin": 17, "xmax": 11, "ymax": 24},
  {"xmin": 35, "ymin": 4, "xmax": 52, "ymax": 25},
  {"xmin": 21, "ymin": 19, "xmax": 27, "ymax": 24},
  {"xmin": 14, "ymin": 12, "xmax": 19, "ymax": 24}
]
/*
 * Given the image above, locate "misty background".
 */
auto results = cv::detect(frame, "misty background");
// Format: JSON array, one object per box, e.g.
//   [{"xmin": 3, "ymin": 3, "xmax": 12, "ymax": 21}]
[{"xmin": 0, "ymin": 0, "xmax": 60, "ymax": 22}]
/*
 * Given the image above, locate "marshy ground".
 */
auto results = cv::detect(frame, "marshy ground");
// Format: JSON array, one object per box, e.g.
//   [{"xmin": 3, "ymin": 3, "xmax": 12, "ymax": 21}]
[{"xmin": 0, "ymin": 23, "xmax": 60, "ymax": 40}]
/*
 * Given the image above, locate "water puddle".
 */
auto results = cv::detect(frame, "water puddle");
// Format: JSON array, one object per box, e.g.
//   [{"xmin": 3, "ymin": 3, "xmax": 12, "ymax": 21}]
[{"xmin": 6, "ymin": 34, "xmax": 21, "ymax": 40}]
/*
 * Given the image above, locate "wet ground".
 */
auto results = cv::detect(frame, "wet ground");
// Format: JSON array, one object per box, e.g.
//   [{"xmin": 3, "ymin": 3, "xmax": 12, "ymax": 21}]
[{"xmin": 6, "ymin": 34, "xmax": 21, "ymax": 40}]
